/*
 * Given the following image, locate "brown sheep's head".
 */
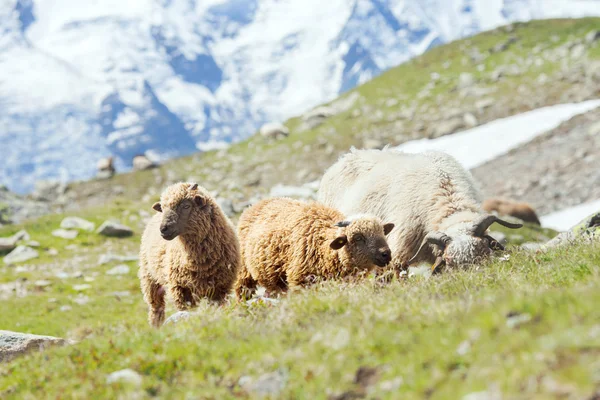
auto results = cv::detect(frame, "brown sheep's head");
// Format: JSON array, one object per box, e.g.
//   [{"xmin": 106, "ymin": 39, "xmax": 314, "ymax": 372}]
[
  {"xmin": 331, "ymin": 215, "xmax": 394, "ymax": 269},
  {"xmin": 408, "ymin": 215, "xmax": 522, "ymax": 271},
  {"xmin": 152, "ymin": 183, "xmax": 212, "ymax": 241}
]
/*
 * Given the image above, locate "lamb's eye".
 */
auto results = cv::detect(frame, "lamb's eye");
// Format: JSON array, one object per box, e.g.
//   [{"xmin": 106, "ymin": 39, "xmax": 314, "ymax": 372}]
[
  {"xmin": 354, "ymin": 235, "xmax": 365, "ymax": 242},
  {"xmin": 183, "ymin": 203, "xmax": 191, "ymax": 209}
]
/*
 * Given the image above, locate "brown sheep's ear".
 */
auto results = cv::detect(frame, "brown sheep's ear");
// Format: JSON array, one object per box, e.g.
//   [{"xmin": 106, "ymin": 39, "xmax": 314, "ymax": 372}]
[
  {"xmin": 383, "ymin": 223, "xmax": 395, "ymax": 235},
  {"xmin": 152, "ymin": 202, "xmax": 162, "ymax": 212},
  {"xmin": 194, "ymin": 196, "xmax": 206, "ymax": 208},
  {"xmin": 330, "ymin": 235, "xmax": 348, "ymax": 250}
]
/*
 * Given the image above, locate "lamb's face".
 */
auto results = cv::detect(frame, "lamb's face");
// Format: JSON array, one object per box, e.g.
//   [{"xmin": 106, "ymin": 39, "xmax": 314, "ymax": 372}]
[
  {"xmin": 331, "ymin": 217, "xmax": 394, "ymax": 269},
  {"xmin": 151, "ymin": 183, "xmax": 209, "ymax": 241}
]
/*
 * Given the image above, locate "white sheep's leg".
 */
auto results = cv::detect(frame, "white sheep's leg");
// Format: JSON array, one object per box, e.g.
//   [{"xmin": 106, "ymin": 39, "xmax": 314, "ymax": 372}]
[{"xmin": 141, "ymin": 275, "xmax": 165, "ymax": 328}]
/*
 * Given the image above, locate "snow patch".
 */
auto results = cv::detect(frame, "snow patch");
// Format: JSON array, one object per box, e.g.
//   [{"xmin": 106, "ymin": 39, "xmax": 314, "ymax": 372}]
[{"xmin": 541, "ymin": 199, "xmax": 600, "ymax": 231}]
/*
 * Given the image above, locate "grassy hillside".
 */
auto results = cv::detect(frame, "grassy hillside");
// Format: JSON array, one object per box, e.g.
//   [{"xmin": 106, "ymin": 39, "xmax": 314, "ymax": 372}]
[{"xmin": 1, "ymin": 18, "xmax": 600, "ymax": 399}]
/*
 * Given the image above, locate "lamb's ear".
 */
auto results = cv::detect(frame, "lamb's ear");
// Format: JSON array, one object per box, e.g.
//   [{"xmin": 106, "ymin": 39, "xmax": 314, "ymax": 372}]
[
  {"xmin": 330, "ymin": 235, "xmax": 348, "ymax": 250},
  {"xmin": 152, "ymin": 202, "xmax": 162, "ymax": 212},
  {"xmin": 383, "ymin": 223, "xmax": 395, "ymax": 235},
  {"xmin": 194, "ymin": 196, "xmax": 206, "ymax": 208}
]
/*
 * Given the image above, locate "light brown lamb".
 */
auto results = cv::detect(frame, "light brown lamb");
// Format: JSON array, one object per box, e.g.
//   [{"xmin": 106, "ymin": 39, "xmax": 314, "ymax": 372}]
[
  {"xmin": 235, "ymin": 197, "xmax": 394, "ymax": 300},
  {"xmin": 138, "ymin": 182, "xmax": 240, "ymax": 327},
  {"xmin": 482, "ymin": 197, "xmax": 541, "ymax": 225}
]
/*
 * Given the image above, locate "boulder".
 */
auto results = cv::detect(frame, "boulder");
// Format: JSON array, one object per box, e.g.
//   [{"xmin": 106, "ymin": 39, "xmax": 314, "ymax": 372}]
[
  {"xmin": 106, "ymin": 264, "xmax": 130, "ymax": 276},
  {"xmin": 106, "ymin": 369, "xmax": 143, "ymax": 386},
  {"xmin": 31, "ymin": 181, "xmax": 67, "ymax": 202},
  {"xmin": 544, "ymin": 211, "xmax": 600, "ymax": 248},
  {"xmin": 457, "ymin": 73, "xmax": 476, "ymax": 89},
  {"xmin": 216, "ymin": 198, "xmax": 235, "ymax": 217},
  {"xmin": 433, "ymin": 118, "xmax": 465, "ymax": 137},
  {"xmin": 98, "ymin": 253, "xmax": 139, "ymax": 265},
  {"xmin": 4, "ymin": 246, "xmax": 39, "ymax": 264},
  {"xmin": 96, "ymin": 221, "xmax": 133, "ymax": 238},
  {"xmin": 585, "ymin": 30, "xmax": 600, "ymax": 44},
  {"xmin": 60, "ymin": 217, "xmax": 95, "ymax": 232},
  {"xmin": 259, "ymin": 123, "xmax": 289, "ymax": 140},
  {"xmin": 164, "ymin": 311, "xmax": 195, "ymax": 325},
  {"xmin": 132, "ymin": 155, "xmax": 157, "ymax": 171},
  {"xmin": 0, "ymin": 330, "xmax": 66, "ymax": 362},
  {"xmin": 301, "ymin": 106, "xmax": 334, "ymax": 130},
  {"xmin": 52, "ymin": 229, "xmax": 78, "ymax": 240},
  {"xmin": 0, "ymin": 230, "xmax": 29, "ymax": 253}
]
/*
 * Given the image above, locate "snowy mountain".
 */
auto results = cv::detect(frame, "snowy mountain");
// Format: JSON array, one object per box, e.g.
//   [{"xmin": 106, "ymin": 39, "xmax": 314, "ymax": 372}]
[{"xmin": 1, "ymin": 0, "xmax": 599, "ymax": 193}]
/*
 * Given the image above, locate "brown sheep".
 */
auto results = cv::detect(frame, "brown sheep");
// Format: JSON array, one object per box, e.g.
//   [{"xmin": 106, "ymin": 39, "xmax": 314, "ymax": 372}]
[
  {"xmin": 138, "ymin": 182, "xmax": 240, "ymax": 327},
  {"xmin": 482, "ymin": 197, "xmax": 541, "ymax": 225},
  {"xmin": 235, "ymin": 197, "xmax": 394, "ymax": 300}
]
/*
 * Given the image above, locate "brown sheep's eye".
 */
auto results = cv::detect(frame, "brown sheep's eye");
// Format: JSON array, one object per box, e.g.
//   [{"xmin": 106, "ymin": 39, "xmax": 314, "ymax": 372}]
[
  {"xmin": 354, "ymin": 235, "xmax": 365, "ymax": 242},
  {"xmin": 183, "ymin": 203, "xmax": 191, "ymax": 209}
]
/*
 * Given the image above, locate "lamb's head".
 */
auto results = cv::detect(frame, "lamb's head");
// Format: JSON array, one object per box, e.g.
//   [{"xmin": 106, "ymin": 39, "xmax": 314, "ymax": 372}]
[
  {"xmin": 152, "ymin": 182, "xmax": 212, "ymax": 241},
  {"xmin": 331, "ymin": 215, "xmax": 395, "ymax": 269},
  {"xmin": 409, "ymin": 215, "xmax": 522, "ymax": 270}
]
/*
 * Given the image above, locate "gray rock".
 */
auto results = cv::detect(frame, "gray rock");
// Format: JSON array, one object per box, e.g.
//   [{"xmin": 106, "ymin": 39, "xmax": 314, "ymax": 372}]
[
  {"xmin": 463, "ymin": 112, "xmax": 478, "ymax": 128},
  {"xmin": 96, "ymin": 170, "xmax": 114, "ymax": 180},
  {"xmin": 96, "ymin": 221, "xmax": 133, "ymax": 238},
  {"xmin": 259, "ymin": 122, "xmax": 289, "ymax": 140},
  {"xmin": 458, "ymin": 73, "xmax": 476, "ymax": 89},
  {"xmin": 4, "ymin": 246, "xmax": 39, "ymax": 264},
  {"xmin": 521, "ymin": 242, "xmax": 543, "ymax": 251},
  {"xmin": 73, "ymin": 284, "xmax": 91, "ymax": 291},
  {"xmin": 98, "ymin": 253, "xmax": 138, "ymax": 265},
  {"xmin": 216, "ymin": 198, "xmax": 235, "ymax": 217},
  {"xmin": 433, "ymin": 118, "xmax": 465, "ymax": 137},
  {"xmin": 132, "ymin": 155, "xmax": 157, "ymax": 171},
  {"xmin": 585, "ymin": 30, "xmax": 600, "ymax": 44},
  {"xmin": 52, "ymin": 229, "xmax": 79, "ymax": 240},
  {"xmin": 60, "ymin": 217, "xmax": 95, "ymax": 232},
  {"xmin": 570, "ymin": 44, "xmax": 586, "ymax": 59},
  {"xmin": 301, "ymin": 106, "xmax": 334, "ymax": 130},
  {"xmin": 544, "ymin": 211, "xmax": 600, "ymax": 249},
  {"xmin": 475, "ymin": 98, "xmax": 495, "ymax": 111},
  {"xmin": 31, "ymin": 181, "xmax": 67, "ymax": 202},
  {"xmin": 106, "ymin": 264, "xmax": 130, "ymax": 276},
  {"xmin": 362, "ymin": 139, "xmax": 385, "ymax": 150},
  {"xmin": 588, "ymin": 121, "xmax": 600, "ymax": 136},
  {"xmin": 164, "ymin": 311, "xmax": 194, "ymax": 325},
  {"xmin": 240, "ymin": 368, "xmax": 288, "ymax": 398},
  {"xmin": 0, "ymin": 330, "xmax": 66, "ymax": 362},
  {"xmin": 106, "ymin": 369, "xmax": 143, "ymax": 386}
]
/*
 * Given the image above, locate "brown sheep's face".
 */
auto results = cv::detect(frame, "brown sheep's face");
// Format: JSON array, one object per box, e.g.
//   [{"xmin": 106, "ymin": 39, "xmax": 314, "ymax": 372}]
[
  {"xmin": 330, "ymin": 217, "xmax": 394, "ymax": 269},
  {"xmin": 152, "ymin": 196, "xmax": 208, "ymax": 241}
]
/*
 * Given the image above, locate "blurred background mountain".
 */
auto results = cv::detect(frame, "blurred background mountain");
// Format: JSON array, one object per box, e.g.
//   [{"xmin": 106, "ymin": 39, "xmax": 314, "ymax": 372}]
[{"xmin": 1, "ymin": 0, "xmax": 599, "ymax": 193}]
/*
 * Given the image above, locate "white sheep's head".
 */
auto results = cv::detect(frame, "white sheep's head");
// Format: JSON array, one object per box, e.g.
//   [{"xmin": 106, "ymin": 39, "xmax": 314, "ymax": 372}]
[
  {"xmin": 331, "ymin": 216, "xmax": 395, "ymax": 269},
  {"xmin": 152, "ymin": 183, "xmax": 212, "ymax": 241},
  {"xmin": 408, "ymin": 215, "xmax": 522, "ymax": 271}
]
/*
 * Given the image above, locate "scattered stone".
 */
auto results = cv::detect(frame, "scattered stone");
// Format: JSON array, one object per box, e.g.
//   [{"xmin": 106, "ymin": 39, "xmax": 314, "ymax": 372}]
[
  {"xmin": 98, "ymin": 253, "xmax": 138, "ymax": 265},
  {"xmin": 132, "ymin": 155, "xmax": 157, "ymax": 171},
  {"xmin": 570, "ymin": 44, "xmax": 586, "ymax": 59},
  {"xmin": 458, "ymin": 73, "xmax": 476, "ymax": 89},
  {"xmin": 506, "ymin": 311, "xmax": 532, "ymax": 329},
  {"xmin": 106, "ymin": 369, "xmax": 143, "ymax": 386},
  {"xmin": 463, "ymin": 113, "xmax": 478, "ymax": 128},
  {"xmin": 475, "ymin": 98, "xmax": 495, "ymax": 111},
  {"xmin": 96, "ymin": 221, "xmax": 133, "ymax": 238},
  {"xmin": 26, "ymin": 241, "xmax": 40, "ymax": 247},
  {"xmin": 32, "ymin": 181, "xmax": 67, "ymax": 202},
  {"xmin": 544, "ymin": 211, "xmax": 600, "ymax": 248},
  {"xmin": 4, "ymin": 246, "xmax": 39, "ymax": 264},
  {"xmin": 164, "ymin": 311, "xmax": 197, "ymax": 325},
  {"xmin": 73, "ymin": 284, "xmax": 91, "ymax": 291},
  {"xmin": 52, "ymin": 229, "xmax": 79, "ymax": 240},
  {"xmin": 585, "ymin": 30, "xmax": 600, "ymax": 44},
  {"xmin": 34, "ymin": 280, "xmax": 52, "ymax": 288},
  {"xmin": 301, "ymin": 106, "xmax": 334, "ymax": 130},
  {"xmin": 216, "ymin": 198, "xmax": 235, "ymax": 217},
  {"xmin": 521, "ymin": 242, "xmax": 543, "ymax": 251},
  {"xmin": 59, "ymin": 305, "xmax": 72, "ymax": 312},
  {"xmin": 588, "ymin": 121, "xmax": 600, "ymax": 136},
  {"xmin": 73, "ymin": 295, "xmax": 90, "ymax": 305},
  {"xmin": 60, "ymin": 217, "xmax": 95, "ymax": 232},
  {"xmin": 47, "ymin": 248, "xmax": 59, "ymax": 256},
  {"xmin": 239, "ymin": 368, "xmax": 288, "ymax": 398},
  {"xmin": 0, "ymin": 330, "xmax": 66, "ymax": 362},
  {"xmin": 433, "ymin": 118, "xmax": 465, "ymax": 137},
  {"xmin": 259, "ymin": 122, "xmax": 289, "ymax": 140},
  {"xmin": 0, "ymin": 230, "xmax": 30, "ymax": 253},
  {"xmin": 106, "ymin": 264, "xmax": 130, "ymax": 276}
]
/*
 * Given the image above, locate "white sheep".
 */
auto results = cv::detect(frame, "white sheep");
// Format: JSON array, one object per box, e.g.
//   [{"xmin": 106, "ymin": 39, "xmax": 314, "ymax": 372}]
[{"xmin": 318, "ymin": 148, "xmax": 521, "ymax": 272}]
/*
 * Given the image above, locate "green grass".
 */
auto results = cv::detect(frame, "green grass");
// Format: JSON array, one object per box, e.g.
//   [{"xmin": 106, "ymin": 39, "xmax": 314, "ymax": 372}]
[
  {"xmin": 1, "ymin": 244, "xmax": 599, "ymax": 399},
  {"xmin": 1, "ymin": 18, "xmax": 599, "ymax": 399}
]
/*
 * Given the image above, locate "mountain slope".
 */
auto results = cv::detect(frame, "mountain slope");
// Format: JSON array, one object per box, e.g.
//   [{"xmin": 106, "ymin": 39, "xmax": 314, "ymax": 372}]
[{"xmin": 1, "ymin": 0, "xmax": 600, "ymax": 192}]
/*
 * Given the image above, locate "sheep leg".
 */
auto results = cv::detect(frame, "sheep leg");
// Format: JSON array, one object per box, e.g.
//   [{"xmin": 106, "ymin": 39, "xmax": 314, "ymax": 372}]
[
  {"xmin": 170, "ymin": 285, "xmax": 196, "ymax": 311},
  {"xmin": 140, "ymin": 275, "xmax": 165, "ymax": 328},
  {"xmin": 234, "ymin": 265, "xmax": 258, "ymax": 301}
]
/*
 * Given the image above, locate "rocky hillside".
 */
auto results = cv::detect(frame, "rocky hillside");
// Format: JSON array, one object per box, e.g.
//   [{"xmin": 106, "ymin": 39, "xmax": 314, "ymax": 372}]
[
  {"xmin": 2, "ymin": 1, "xmax": 600, "ymax": 193},
  {"xmin": 6, "ymin": 18, "xmax": 595, "ymax": 224}
]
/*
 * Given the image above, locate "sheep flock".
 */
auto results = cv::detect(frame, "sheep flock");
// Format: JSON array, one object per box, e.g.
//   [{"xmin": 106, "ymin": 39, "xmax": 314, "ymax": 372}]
[{"xmin": 139, "ymin": 148, "xmax": 527, "ymax": 327}]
